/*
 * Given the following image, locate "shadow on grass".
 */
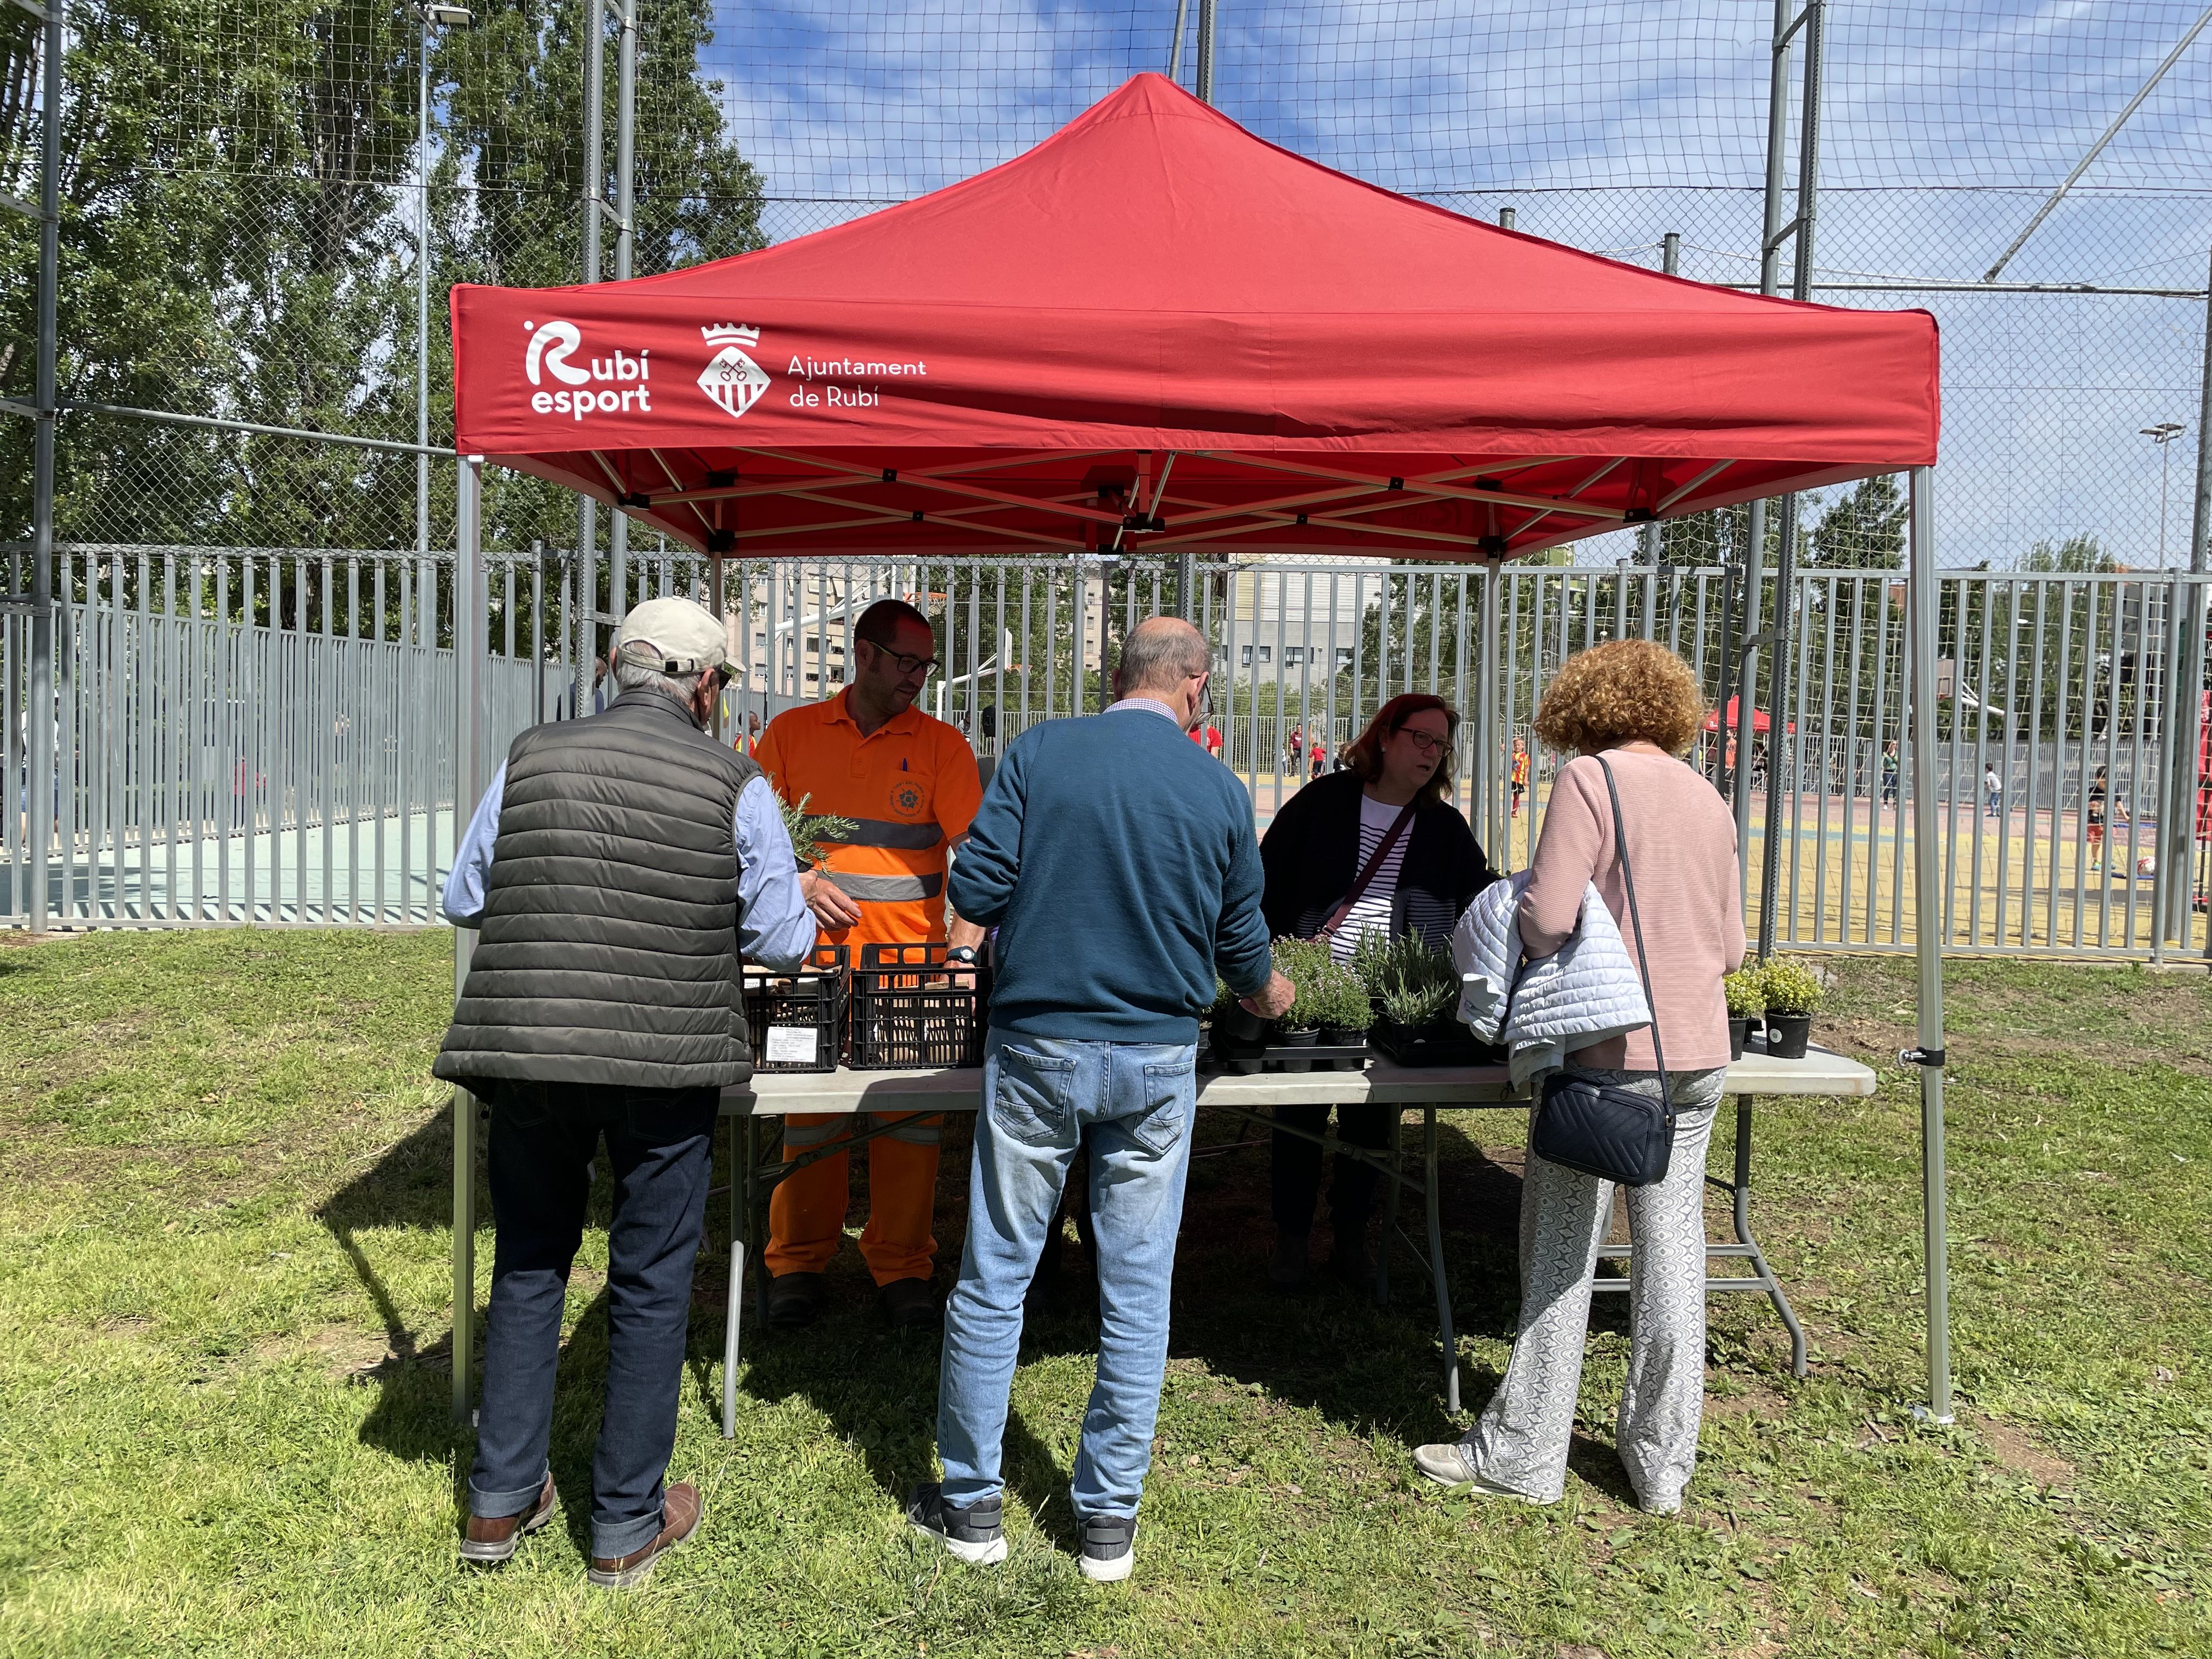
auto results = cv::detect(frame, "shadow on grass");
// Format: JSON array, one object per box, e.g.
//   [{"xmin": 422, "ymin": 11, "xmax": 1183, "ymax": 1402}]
[{"xmin": 318, "ymin": 1098, "xmax": 1564, "ymax": 1533}]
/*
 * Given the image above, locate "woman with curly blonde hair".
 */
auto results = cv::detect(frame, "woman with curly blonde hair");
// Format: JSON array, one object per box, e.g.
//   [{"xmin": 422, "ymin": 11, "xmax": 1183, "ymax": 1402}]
[{"xmin": 1414, "ymin": 639, "xmax": 1745, "ymax": 1515}]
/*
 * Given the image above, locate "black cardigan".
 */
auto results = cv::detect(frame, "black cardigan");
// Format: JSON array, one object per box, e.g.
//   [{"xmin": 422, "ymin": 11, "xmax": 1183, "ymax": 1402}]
[{"xmin": 1259, "ymin": 768, "xmax": 1499, "ymax": 946}]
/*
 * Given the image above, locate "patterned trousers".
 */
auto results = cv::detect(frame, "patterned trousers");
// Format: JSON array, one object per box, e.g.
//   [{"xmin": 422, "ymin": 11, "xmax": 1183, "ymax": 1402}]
[{"xmin": 1459, "ymin": 1065, "xmax": 1727, "ymax": 1510}]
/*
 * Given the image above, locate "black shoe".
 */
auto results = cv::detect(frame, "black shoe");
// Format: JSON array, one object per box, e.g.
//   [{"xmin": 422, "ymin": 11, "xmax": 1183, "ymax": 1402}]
[
  {"xmin": 877, "ymin": 1276, "xmax": 940, "ymax": 1330},
  {"xmin": 1079, "ymin": 1513, "xmax": 1136, "ymax": 1582},
  {"xmin": 1268, "ymin": 1227, "xmax": 1309, "ymax": 1293},
  {"xmin": 1329, "ymin": 1237, "xmax": 1375, "ymax": 1297},
  {"xmin": 906, "ymin": 1482, "xmax": 1007, "ymax": 1564},
  {"xmin": 765, "ymin": 1271, "xmax": 827, "ymax": 1330}
]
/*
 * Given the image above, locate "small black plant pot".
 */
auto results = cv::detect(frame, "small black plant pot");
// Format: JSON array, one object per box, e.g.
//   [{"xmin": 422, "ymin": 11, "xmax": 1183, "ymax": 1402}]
[
  {"xmin": 1763, "ymin": 1012, "xmax": 1811, "ymax": 1059},
  {"xmin": 1272, "ymin": 1025, "xmax": 1323, "ymax": 1073},
  {"xmin": 1216, "ymin": 1001, "xmax": 1269, "ymax": 1046},
  {"xmin": 1321, "ymin": 1024, "xmax": 1369, "ymax": 1071},
  {"xmin": 1729, "ymin": 1015, "xmax": 1756, "ymax": 1060}
]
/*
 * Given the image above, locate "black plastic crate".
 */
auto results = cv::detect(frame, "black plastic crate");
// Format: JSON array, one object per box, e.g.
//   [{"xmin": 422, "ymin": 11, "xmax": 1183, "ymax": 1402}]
[
  {"xmin": 850, "ymin": 941, "xmax": 989, "ymax": 1069},
  {"xmin": 743, "ymin": 944, "xmax": 847, "ymax": 1073}
]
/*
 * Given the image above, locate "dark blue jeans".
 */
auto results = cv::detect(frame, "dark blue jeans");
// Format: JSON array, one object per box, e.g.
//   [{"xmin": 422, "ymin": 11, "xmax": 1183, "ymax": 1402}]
[{"xmin": 468, "ymin": 1080, "xmax": 718, "ymax": 1560}]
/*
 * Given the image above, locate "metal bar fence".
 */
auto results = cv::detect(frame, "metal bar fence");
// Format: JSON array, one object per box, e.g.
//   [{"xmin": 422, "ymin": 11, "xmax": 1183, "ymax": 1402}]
[{"xmin": 5, "ymin": 546, "xmax": 2209, "ymax": 955}]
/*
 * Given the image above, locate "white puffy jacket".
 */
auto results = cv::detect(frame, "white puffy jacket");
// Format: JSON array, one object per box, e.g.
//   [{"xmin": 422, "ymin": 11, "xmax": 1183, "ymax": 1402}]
[{"xmin": 1450, "ymin": 871, "xmax": 1652, "ymax": 1087}]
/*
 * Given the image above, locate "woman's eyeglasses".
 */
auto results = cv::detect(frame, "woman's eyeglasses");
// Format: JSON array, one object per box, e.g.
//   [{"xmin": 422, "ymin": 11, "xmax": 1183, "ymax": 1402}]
[{"xmin": 1395, "ymin": 728, "xmax": 1448, "ymax": 755}]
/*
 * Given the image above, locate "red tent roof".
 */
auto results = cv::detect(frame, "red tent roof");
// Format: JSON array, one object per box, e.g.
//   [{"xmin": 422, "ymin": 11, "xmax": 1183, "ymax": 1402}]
[
  {"xmin": 450, "ymin": 74, "xmax": 1938, "ymax": 561},
  {"xmin": 1702, "ymin": 697, "xmax": 1793, "ymax": 735}
]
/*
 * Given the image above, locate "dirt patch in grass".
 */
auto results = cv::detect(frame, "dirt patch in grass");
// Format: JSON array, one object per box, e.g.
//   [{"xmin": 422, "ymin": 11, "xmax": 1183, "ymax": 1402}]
[{"xmin": 1976, "ymin": 1414, "xmax": 2075, "ymax": 1486}]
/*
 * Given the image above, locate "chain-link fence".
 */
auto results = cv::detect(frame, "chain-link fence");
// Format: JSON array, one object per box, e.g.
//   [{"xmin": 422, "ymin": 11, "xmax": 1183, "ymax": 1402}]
[{"xmin": 5, "ymin": 2, "xmax": 2212, "ymax": 945}]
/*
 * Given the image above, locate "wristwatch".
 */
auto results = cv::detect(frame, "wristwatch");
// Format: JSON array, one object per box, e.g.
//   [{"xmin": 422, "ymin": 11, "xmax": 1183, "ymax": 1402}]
[{"xmin": 944, "ymin": 945, "xmax": 980, "ymax": 966}]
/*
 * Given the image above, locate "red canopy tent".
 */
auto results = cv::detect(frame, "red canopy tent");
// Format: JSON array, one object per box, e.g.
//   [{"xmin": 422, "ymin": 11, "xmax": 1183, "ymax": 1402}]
[
  {"xmin": 449, "ymin": 72, "xmax": 1936, "ymax": 562},
  {"xmin": 443, "ymin": 72, "xmax": 1959, "ymax": 1429},
  {"xmin": 1702, "ymin": 697, "xmax": 1793, "ymax": 736}
]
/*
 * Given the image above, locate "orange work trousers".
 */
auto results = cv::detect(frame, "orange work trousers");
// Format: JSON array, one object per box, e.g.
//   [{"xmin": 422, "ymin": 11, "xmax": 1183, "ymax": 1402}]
[{"xmin": 765, "ymin": 1111, "xmax": 942, "ymax": 1285}]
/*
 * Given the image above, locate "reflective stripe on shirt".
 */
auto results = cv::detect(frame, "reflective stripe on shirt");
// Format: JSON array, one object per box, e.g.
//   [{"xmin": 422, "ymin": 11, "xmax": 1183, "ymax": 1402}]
[{"xmin": 827, "ymin": 869, "xmax": 944, "ymax": 902}]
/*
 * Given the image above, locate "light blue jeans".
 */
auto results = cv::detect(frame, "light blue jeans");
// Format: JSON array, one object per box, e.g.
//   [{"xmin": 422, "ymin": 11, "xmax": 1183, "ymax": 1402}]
[{"xmin": 937, "ymin": 1030, "xmax": 1198, "ymax": 1522}]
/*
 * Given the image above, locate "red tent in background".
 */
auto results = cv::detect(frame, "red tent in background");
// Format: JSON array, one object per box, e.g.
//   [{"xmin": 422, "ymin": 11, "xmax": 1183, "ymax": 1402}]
[
  {"xmin": 448, "ymin": 73, "xmax": 1937, "ymax": 562},
  {"xmin": 1702, "ymin": 697, "xmax": 1793, "ymax": 736}
]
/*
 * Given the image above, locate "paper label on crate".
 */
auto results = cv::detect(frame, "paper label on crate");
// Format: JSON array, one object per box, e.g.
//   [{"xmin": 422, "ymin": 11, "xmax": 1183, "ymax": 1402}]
[{"xmin": 765, "ymin": 1025, "xmax": 819, "ymax": 1064}]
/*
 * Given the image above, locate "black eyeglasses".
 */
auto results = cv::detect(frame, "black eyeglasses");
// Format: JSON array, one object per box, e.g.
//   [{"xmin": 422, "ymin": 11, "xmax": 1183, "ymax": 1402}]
[
  {"xmin": 862, "ymin": 641, "xmax": 939, "ymax": 677},
  {"xmin": 1396, "ymin": 728, "xmax": 1449, "ymax": 755}
]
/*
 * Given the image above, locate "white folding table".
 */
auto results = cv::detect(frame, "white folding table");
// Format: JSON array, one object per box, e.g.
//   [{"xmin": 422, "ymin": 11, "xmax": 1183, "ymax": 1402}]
[{"xmin": 710, "ymin": 1047, "xmax": 1877, "ymax": 1435}]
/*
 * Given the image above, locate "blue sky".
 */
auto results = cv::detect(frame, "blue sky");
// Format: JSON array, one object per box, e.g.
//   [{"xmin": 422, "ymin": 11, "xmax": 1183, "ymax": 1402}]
[{"xmin": 693, "ymin": 2, "xmax": 2212, "ymax": 568}]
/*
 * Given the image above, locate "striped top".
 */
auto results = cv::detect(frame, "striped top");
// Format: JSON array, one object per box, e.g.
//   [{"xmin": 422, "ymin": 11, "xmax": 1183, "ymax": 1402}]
[{"xmin": 1330, "ymin": 791, "xmax": 1410, "ymax": 962}]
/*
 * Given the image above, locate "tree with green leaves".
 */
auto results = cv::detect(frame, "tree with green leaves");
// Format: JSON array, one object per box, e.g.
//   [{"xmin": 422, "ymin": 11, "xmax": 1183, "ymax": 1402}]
[{"xmin": 1805, "ymin": 473, "xmax": 1906, "ymax": 569}]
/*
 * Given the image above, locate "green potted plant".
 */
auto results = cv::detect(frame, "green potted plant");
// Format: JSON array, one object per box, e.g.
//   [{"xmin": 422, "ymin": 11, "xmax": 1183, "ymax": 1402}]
[
  {"xmin": 1312, "ymin": 955, "xmax": 1374, "ymax": 1071},
  {"xmin": 1270, "ymin": 937, "xmax": 1329, "ymax": 1070},
  {"xmin": 1723, "ymin": 965, "xmax": 1765, "ymax": 1060},
  {"xmin": 1362, "ymin": 934, "xmax": 1482, "ymax": 1065},
  {"xmin": 1760, "ymin": 957, "xmax": 1824, "ymax": 1059}
]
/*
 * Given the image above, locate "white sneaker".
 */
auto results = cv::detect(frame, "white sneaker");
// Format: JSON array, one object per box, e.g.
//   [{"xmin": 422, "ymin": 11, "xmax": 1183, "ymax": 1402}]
[{"xmin": 1410, "ymin": 1442, "xmax": 1547, "ymax": 1501}]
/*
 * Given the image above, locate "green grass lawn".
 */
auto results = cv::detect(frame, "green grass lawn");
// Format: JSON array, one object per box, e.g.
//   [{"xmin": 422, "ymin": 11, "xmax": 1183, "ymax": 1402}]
[{"xmin": 0, "ymin": 930, "xmax": 2208, "ymax": 1657}]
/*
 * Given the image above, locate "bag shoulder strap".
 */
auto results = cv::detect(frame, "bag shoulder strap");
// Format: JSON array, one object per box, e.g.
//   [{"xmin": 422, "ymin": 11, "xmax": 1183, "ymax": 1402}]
[
  {"xmin": 1594, "ymin": 754, "xmax": 1671, "ymax": 1092},
  {"xmin": 1318, "ymin": 796, "xmax": 1420, "ymax": 937}
]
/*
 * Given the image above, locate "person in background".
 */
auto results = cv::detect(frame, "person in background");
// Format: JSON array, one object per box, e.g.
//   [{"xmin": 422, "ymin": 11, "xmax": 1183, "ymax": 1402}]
[
  {"xmin": 1511, "ymin": 738, "xmax": 1530, "ymax": 818},
  {"xmin": 1288, "ymin": 725, "xmax": 1304, "ymax": 774},
  {"xmin": 1258, "ymin": 692, "xmax": 1497, "ymax": 1291},
  {"xmin": 1985, "ymin": 763, "xmax": 2003, "ymax": 819},
  {"xmin": 2087, "ymin": 764, "xmax": 2125, "ymax": 871},
  {"xmin": 1189, "ymin": 713, "xmax": 1223, "ymax": 760},
  {"xmin": 1414, "ymin": 639, "xmax": 1742, "ymax": 1516},
  {"xmin": 1309, "ymin": 734, "xmax": 1327, "ymax": 780},
  {"xmin": 751, "ymin": 599, "xmax": 988, "ymax": 1332},
  {"xmin": 435, "ymin": 596, "xmax": 814, "ymax": 1587},
  {"xmin": 912, "ymin": 615, "xmax": 1292, "ymax": 1584}
]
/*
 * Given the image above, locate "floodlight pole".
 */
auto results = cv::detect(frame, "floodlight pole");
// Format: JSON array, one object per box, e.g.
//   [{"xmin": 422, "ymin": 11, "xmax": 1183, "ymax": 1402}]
[
  {"xmin": 2188, "ymin": 252, "xmax": 2212, "ymax": 955},
  {"xmin": 416, "ymin": 9, "xmax": 434, "ymax": 586},
  {"xmin": 577, "ymin": 0, "xmax": 605, "ymax": 710},
  {"xmin": 26, "ymin": 0, "xmax": 60, "ymax": 932},
  {"xmin": 1175, "ymin": 3, "xmax": 1217, "ymax": 618},
  {"xmin": 452, "ymin": 453, "xmax": 487, "ymax": 1425},
  {"xmin": 1905, "ymin": 466, "xmax": 1953, "ymax": 1425},
  {"xmin": 1743, "ymin": 0, "xmax": 1822, "ymax": 952},
  {"xmin": 608, "ymin": 0, "xmax": 636, "ymax": 616},
  {"xmin": 1640, "ymin": 234, "xmax": 1680, "ymax": 568}
]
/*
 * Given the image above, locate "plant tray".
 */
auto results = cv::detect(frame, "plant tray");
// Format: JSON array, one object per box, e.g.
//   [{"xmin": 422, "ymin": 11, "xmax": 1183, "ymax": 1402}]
[
  {"xmin": 743, "ymin": 944, "xmax": 847, "ymax": 1074},
  {"xmin": 1368, "ymin": 1018, "xmax": 1505, "ymax": 1069},
  {"xmin": 850, "ymin": 941, "xmax": 990, "ymax": 1070},
  {"xmin": 1200, "ymin": 1041, "xmax": 1369, "ymax": 1075}
]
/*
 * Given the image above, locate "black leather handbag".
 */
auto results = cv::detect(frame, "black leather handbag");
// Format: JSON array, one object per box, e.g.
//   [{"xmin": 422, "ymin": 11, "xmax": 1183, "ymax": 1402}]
[{"xmin": 1521, "ymin": 755, "xmax": 1678, "ymax": 1187}]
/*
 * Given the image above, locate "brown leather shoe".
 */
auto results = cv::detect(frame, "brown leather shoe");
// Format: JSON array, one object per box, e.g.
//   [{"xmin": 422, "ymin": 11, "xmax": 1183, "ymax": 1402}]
[
  {"xmin": 459, "ymin": 1472, "xmax": 558, "ymax": 1566},
  {"xmin": 587, "ymin": 1482, "xmax": 704, "ymax": 1589}
]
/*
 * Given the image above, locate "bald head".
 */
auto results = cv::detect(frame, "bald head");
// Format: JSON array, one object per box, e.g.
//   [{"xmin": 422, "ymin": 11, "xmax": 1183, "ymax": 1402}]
[{"xmin": 1116, "ymin": 616, "xmax": 1211, "ymax": 697}]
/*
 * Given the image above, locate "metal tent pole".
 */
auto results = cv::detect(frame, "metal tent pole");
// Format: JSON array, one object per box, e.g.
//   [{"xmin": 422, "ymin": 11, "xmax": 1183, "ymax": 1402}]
[
  {"xmin": 1905, "ymin": 465, "xmax": 1953, "ymax": 1424},
  {"xmin": 451, "ymin": 454, "xmax": 487, "ymax": 1425},
  {"xmin": 27, "ymin": 0, "xmax": 60, "ymax": 932},
  {"xmin": 1195, "ymin": 0, "xmax": 1215, "ymax": 103},
  {"xmin": 607, "ymin": 0, "xmax": 636, "ymax": 614}
]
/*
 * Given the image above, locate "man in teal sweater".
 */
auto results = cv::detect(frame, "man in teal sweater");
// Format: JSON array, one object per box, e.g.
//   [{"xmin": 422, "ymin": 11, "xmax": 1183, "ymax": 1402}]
[{"xmin": 909, "ymin": 616, "xmax": 1290, "ymax": 1584}]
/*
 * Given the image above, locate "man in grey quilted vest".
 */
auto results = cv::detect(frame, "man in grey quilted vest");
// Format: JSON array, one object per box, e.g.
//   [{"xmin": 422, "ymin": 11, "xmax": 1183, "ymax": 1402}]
[{"xmin": 435, "ymin": 595, "xmax": 813, "ymax": 1587}]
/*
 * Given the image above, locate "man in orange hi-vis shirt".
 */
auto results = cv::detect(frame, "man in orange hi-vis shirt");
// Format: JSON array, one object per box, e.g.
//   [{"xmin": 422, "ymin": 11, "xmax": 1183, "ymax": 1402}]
[{"xmin": 751, "ymin": 599, "xmax": 986, "ymax": 1331}]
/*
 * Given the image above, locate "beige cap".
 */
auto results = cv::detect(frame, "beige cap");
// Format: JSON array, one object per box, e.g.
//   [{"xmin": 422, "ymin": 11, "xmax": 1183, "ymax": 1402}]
[{"xmin": 612, "ymin": 596, "xmax": 738, "ymax": 677}]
